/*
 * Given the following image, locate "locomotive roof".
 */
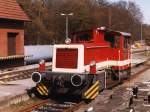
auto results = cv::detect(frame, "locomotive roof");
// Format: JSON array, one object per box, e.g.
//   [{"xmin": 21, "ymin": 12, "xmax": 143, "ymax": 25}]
[
  {"xmin": 116, "ymin": 31, "xmax": 131, "ymax": 37},
  {"xmin": 71, "ymin": 28, "xmax": 131, "ymax": 37},
  {"xmin": 109, "ymin": 30, "xmax": 131, "ymax": 37}
]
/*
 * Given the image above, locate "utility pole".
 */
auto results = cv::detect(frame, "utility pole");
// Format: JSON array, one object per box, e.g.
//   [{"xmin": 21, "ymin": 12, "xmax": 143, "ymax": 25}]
[
  {"xmin": 140, "ymin": 23, "xmax": 143, "ymax": 44},
  {"xmin": 108, "ymin": 7, "xmax": 111, "ymax": 29},
  {"xmin": 37, "ymin": 0, "xmax": 45, "ymax": 44}
]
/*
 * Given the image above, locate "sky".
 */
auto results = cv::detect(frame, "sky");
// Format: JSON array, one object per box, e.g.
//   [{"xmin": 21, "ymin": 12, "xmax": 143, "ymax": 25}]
[{"xmin": 108, "ymin": 0, "xmax": 150, "ymax": 24}]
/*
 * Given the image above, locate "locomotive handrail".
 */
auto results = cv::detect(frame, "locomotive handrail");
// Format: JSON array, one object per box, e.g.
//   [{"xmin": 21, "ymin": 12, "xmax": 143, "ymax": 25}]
[{"xmin": 86, "ymin": 46, "xmax": 110, "ymax": 48}]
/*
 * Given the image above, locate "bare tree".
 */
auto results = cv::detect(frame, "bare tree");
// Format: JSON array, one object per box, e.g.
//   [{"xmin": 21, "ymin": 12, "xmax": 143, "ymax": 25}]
[{"xmin": 17, "ymin": 0, "xmax": 149, "ymax": 45}]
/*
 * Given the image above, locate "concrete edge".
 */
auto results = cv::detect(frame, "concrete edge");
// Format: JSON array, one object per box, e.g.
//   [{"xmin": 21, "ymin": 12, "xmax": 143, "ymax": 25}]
[{"xmin": 0, "ymin": 91, "xmax": 30, "ymax": 108}]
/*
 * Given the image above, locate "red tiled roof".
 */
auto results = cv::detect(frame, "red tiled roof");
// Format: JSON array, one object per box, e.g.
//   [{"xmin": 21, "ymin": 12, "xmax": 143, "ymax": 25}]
[{"xmin": 0, "ymin": 0, "xmax": 30, "ymax": 21}]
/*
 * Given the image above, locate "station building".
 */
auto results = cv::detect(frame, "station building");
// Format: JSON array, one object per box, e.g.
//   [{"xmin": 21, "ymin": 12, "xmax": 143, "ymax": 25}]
[{"xmin": 0, "ymin": 0, "xmax": 30, "ymax": 68}]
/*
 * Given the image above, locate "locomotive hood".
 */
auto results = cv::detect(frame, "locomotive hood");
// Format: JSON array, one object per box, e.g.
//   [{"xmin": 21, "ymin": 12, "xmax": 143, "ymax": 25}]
[{"xmin": 52, "ymin": 44, "xmax": 85, "ymax": 73}]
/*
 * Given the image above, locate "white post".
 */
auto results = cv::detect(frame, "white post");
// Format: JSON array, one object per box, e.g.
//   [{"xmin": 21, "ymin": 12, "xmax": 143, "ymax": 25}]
[
  {"xmin": 105, "ymin": 71, "xmax": 107, "ymax": 89},
  {"xmin": 131, "ymin": 46, "xmax": 132, "ymax": 68},
  {"xmin": 60, "ymin": 13, "xmax": 73, "ymax": 40},
  {"xmin": 105, "ymin": 58, "xmax": 109, "ymax": 89},
  {"xmin": 141, "ymin": 23, "xmax": 143, "ymax": 44},
  {"xmin": 128, "ymin": 48, "xmax": 130, "ymax": 67}
]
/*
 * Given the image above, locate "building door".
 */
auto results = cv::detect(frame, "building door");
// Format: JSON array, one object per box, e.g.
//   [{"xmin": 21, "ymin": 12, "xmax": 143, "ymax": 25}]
[{"xmin": 8, "ymin": 33, "xmax": 17, "ymax": 56}]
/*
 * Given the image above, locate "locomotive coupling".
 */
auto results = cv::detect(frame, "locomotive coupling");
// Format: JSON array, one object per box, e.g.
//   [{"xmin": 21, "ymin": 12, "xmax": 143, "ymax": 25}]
[
  {"xmin": 31, "ymin": 72, "xmax": 44, "ymax": 83},
  {"xmin": 71, "ymin": 74, "xmax": 85, "ymax": 87},
  {"xmin": 54, "ymin": 76, "xmax": 65, "ymax": 87}
]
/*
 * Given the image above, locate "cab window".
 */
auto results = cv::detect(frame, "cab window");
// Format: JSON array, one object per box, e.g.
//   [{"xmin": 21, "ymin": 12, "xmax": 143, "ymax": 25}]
[
  {"xmin": 72, "ymin": 31, "xmax": 93, "ymax": 42},
  {"xmin": 78, "ymin": 33, "xmax": 91, "ymax": 41},
  {"xmin": 104, "ymin": 32, "xmax": 120, "ymax": 48}
]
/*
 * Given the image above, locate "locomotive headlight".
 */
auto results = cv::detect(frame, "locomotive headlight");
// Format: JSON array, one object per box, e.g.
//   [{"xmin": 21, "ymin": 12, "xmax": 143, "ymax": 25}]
[
  {"xmin": 71, "ymin": 74, "xmax": 85, "ymax": 87},
  {"xmin": 65, "ymin": 38, "xmax": 71, "ymax": 44},
  {"xmin": 31, "ymin": 72, "xmax": 42, "ymax": 83}
]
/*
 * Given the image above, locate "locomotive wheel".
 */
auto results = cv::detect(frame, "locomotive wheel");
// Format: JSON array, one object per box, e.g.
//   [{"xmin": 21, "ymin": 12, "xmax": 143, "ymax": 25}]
[
  {"xmin": 123, "ymin": 71, "xmax": 128, "ymax": 80},
  {"xmin": 111, "ymin": 69, "xmax": 131, "ymax": 81},
  {"xmin": 127, "ymin": 68, "xmax": 131, "ymax": 78},
  {"xmin": 111, "ymin": 70, "xmax": 124, "ymax": 81},
  {"xmin": 34, "ymin": 83, "xmax": 49, "ymax": 99}
]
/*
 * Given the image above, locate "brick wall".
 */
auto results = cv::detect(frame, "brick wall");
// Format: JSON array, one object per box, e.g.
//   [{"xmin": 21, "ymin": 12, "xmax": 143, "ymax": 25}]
[
  {"xmin": 16, "ymin": 30, "xmax": 24, "ymax": 55},
  {"xmin": 0, "ymin": 30, "xmax": 7, "ymax": 56}
]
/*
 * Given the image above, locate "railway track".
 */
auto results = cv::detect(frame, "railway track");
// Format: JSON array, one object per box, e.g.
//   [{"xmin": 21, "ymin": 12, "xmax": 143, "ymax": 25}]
[
  {"xmin": 126, "ymin": 64, "xmax": 150, "ymax": 82},
  {"xmin": 0, "ymin": 57, "xmax": 148, "ymax": 86},
  {"xmin": 0, "ymin": 49, "xmax": 148, "ymax": 84},
  {"xmin": 0, "ymin": 59, "xmax": 148, "ymax": 85},
  {"xmin": 17, "ymin": 99, "xmax": 84, "ymax": 112},
  {"xmin": 106, "ymin": 60, "xmax": 150, "ymax": 89},
  {"xmin": 0, "ymin": 65, "xmax": 52, "ymax": 84},
  {"xmin": 15, "ymin": 61, "xmax": 150, "ymax": 112}
]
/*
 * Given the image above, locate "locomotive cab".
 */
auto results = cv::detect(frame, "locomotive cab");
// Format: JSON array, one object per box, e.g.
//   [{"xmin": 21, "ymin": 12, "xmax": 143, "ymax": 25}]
[{"xmin": 31, "ymin": 27, "xmax": 131, "ymax": 100}]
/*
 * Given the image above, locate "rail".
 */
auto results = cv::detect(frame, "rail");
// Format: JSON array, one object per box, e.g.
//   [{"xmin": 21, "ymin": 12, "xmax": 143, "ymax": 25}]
[
  {"xmin": 17, "ymin": 99, "xmax": 84, "ymax": 112},
  {"xmin": 0, "ymin": 65, "xmax": 52, "ymax": 84},
  {"xmin": 15, "ymin": 60, "xmax": 150, "ymax": 112}
]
